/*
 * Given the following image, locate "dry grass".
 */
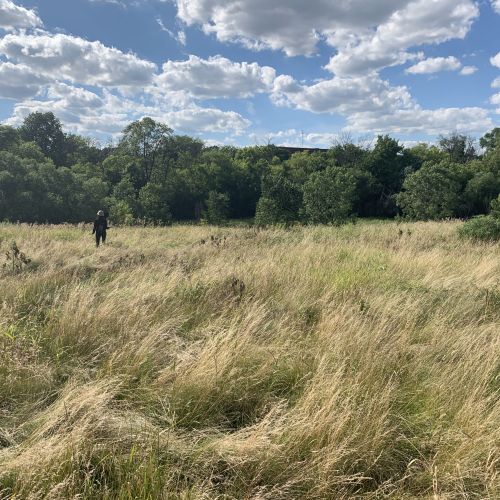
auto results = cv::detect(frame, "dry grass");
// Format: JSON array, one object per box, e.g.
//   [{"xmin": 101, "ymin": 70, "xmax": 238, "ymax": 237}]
[{"xmin": 0, "ymin": 220, "xmax": 498, "ymax": 499}]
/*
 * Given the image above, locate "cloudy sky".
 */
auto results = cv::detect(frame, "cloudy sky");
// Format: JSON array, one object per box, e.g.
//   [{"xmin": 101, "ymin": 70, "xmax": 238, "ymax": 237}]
[{"xmin": 0, "ymin": 0, "xmax": 499, "ymax": 147}]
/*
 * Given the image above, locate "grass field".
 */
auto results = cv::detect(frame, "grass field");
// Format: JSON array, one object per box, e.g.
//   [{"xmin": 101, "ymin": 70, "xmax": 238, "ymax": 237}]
[{"xmin": 0, "ymin": 221, "xmax": 498, "ymax": 499}]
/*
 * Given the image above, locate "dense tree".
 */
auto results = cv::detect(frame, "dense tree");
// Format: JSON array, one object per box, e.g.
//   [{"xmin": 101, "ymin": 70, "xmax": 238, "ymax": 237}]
[
  {"xmin": 255, "ymin": 170, "xmax": 302, "ymax": 225},
  {"xmin": 205, "ymin": 191, "xmax": 230, "ymax": 225},
  {"xmin": 438, "ymin": 133, "xmax": 477, "ymax": 164},
  {"xmin": 1, "ymin": 112, "xmax": 500, "ymax": 227},
  {"xmin": 119, "ymin": 118, "xmax": 173, "ymax": 185},
  {"xmin": 20, "ymin": 112, "xmax": 66, "ymax": 166},
  {"xmin": 303, "ymin": 166, "xmax": 357, "ymax": 224},
  {"xmin": 396, "ymin": 161, "xmax": 467, "ymax": 220},
  {"xmin": 479, "ymin": 127, "xmax": 500, "ymax": 153}
]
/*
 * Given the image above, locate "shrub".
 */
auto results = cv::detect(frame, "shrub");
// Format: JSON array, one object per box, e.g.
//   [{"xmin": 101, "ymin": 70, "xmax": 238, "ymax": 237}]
[
  {"xmin": 139, "ymin": 183, "xmax": 172, "ymax": 225},
  {"xmin": 458, "ymin": 215, "xmax": 500, "ymax": 241},
  {"xmin": 303, "ymin": 166, "xmax": 357, "ymax": 224},
  {"xmin": 254, "ymin": 171, "xmax": 302, "ymax": 226},
  {"xmin": 396, "ymin": 161, "xmax": 468, "ymax": 220},
  {"xmin": 205, "ymin": 191, "xmax": 230, "ymax": 225}
]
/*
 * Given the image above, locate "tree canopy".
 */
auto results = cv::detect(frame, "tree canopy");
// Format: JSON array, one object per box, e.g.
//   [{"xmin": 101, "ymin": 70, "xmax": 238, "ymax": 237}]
[{"xmin": 1, "ymin": 112, "xmax": 499, "ymax": 226}]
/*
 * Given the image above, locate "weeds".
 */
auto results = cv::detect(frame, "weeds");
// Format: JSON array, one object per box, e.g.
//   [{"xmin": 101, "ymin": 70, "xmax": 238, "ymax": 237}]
[
  {"xmin": 2, "ymin": 241, "xmax": 31, "ymax": 274},
  {"xmin": 0, "ymin": 221, "xmax": 498, "ymax": 499}
]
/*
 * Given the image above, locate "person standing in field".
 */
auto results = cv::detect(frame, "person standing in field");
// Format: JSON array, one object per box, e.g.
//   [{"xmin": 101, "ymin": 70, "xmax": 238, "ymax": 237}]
[{"xmin": 93, "ymin": 210, "xmax": 109, "ymax": 247}]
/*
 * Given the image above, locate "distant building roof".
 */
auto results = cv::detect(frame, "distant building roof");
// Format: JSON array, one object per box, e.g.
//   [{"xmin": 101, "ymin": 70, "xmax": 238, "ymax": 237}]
[{"xmin": 278, "ymin": 146, "xmax": 329, "ymax": 154}]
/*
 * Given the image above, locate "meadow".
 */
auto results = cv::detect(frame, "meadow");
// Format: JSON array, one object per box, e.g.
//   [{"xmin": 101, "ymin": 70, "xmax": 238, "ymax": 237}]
[{"xmin": 0, "ymin": 221, "xmax": 498, "ymax": 499}]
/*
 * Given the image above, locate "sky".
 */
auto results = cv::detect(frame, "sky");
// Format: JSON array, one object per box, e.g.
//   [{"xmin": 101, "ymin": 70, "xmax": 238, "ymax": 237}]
[{"xmin": 0, "ymin": 0, "xmax": 499, "ymax": 148}]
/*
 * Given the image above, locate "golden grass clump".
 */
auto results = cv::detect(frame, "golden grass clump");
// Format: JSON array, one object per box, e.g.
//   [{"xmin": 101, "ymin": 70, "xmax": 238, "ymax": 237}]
[{"xmin": 0, "ymin": 220, "xmax": 498, "ymax": 499}]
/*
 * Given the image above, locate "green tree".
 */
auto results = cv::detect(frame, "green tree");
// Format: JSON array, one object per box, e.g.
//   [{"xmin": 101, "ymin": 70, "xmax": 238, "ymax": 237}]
[
  {"xmin": 396, "ymin": 161, "xmax": 468, "ymax": 220},
  {"xmin": 438, "ymin": 133, "xmax": 477, "ymax": 163},
  {"xmin": 119, "ymin": 118, "xmax": 173, "ymax": 185},
  {"xmin": 254, "ymin": 170, "xmax": 302, "ymax": 225},
  {"xmin": 139, "ymin": 183, "xmax": 172, "ymax": 224},
  {"xmin": 303, "ymin": 166, "xmax": 357, "ymax": 224},
  {"xmin": 20, "ymin": 112, "xmax": 66, "ymax": 166},
  {"xmin": 205, "ymin": 191, "xmax": 230, "ymax": 225},
  {"xmin": 0, "ymin": 125, "xmax": 19, "ymax": 151},
  {"xmin": 479, "ymin": 127, "xmax": 500, "ymax": 153}
]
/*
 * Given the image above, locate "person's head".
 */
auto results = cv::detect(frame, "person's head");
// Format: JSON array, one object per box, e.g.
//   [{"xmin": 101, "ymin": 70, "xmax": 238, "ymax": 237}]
[{"xmin": 97, "ymin": 210, "xmax": 105, "ymax": 217}]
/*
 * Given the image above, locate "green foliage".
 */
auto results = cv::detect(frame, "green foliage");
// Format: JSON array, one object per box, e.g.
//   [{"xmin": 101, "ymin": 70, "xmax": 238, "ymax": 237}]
[
  {"xmin": 480, "ymin": 127, "xmax": 500, "ymax": 153},
  {"xmin": 438, "ymin": 132, "xmax": 477, "ymax": 164},
  {"xmin": 396, "ymin": 161, "xmax": 466, "ymax": 220},
  {"xmin": 303, "ymin": 166, "xmax": 357, "ymax": 224},
  {"xmin": 109, "ymin": 200, "xmax": 134, "ymax": 225},
  {"xmin": 119, "ymin": 118, "xmax": 173, "ymax": 185},
  {"xmin": 205, "ymin": 191, "xmax": 230, "ymax": 225},
  {"xmin": 20, "ymin": 112, "xmax": 66, "ymax": 166},
  {"xmin": 2, "ymin": 113, "xmax": 500, "ymax": 227},
  {"xmin": 255, "ymin": 170, "xmax": 302, "ymax": 225},
  {"xmin": 138, "ymin": 183, "xmax": 172, "ymax": 225},
  {"xmin": 457, "ymin": 216, "xmax": 500, "ymax": 241}
]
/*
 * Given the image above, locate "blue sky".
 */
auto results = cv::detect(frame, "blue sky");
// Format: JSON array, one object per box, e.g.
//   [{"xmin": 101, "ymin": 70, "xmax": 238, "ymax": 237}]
[{"xmin": 0, "ymin": 0, "xmax": 499, "ymax": 147}]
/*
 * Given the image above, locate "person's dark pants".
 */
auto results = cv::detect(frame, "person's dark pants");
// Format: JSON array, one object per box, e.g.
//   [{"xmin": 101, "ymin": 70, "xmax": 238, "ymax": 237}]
[{"xmin": 96, "ymin": 230, "xmax": 106, "ymax": 247}]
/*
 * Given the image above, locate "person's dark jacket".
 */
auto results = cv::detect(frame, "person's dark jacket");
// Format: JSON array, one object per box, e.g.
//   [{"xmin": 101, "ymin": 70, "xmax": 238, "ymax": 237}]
[{"xmin": 92, "ymin": 216, "xmax": 108, "ymax": 235}]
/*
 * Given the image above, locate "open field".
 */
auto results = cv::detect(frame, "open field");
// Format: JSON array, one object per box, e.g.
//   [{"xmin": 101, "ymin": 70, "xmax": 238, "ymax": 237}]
[{"xmin": 0, "ymin": 221, "xmax": 499, "ymax": 499}]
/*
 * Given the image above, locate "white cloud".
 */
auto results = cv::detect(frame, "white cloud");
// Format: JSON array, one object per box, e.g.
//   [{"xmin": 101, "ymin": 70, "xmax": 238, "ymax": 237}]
[
  {"xmin": 491, "ymin": 93, "xmax": 500, "ymax": 106},
  {"xmin": 156, "ymin": 55, "xmax": 276, "ymax": 99},
  {"xmin": 0, "ymin": 61, "xmax": 50, "ymax": 99},
  {"xmin": 325, "ymin": 0, "xmax": 478, "ymax": 76},
  {"xmin": 272, "ymin": 72, "xmax": 492, "ymax": 136},
  {"xmin": 406, "ymin": 56, "xmax": 461, "ymax": 74},
  {"xmin": 0, "ymin": 33, "xmax": 156, "ymax": 88},
  {"xmin": 252, "ymin": 129, "xmax": 339, "ymax": 148},
  {"xmin": 6, "ymin": 84, "xmax": 250, "ymax": 137},
  {"xmin": 176, "ymin": 0, "xmax": 415, "ymax": 57},
  {"xmin": 272, "ymin": 74, "xmax": 414, "ymax": 115},
  {"xmin": 492, "ymin": 77, "xmax": 500, "ymax": 89},
  {"xmin": 175, "ymin": 0, "xmax": 478, "ymax": 78},
  {"xmin": 492, "ymin": 1, "xmax": 500, "ymax": 14},
  {"xmin": 0, "ymin": 0, "xmax": 42, "ymax": 30},
  {"xmin": 346, "ymin": 107, "xmax": 492, "ymax": 135},
  {"xmin": 157, "ymin": 18, "xmax": 186, "ymax": 45},
  {"xmin": 491, "ymin": 52, "xmax": 500, "ymax": 68},
  {"xmin": 460, "ymin": 65, "xmax": 477, "ymax": 76}
]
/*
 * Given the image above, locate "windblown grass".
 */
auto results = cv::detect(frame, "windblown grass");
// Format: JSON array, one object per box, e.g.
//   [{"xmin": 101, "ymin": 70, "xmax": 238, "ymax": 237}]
[{"xmin": 0, "ymin": 221, "xmax": 498, "ymax": 499}]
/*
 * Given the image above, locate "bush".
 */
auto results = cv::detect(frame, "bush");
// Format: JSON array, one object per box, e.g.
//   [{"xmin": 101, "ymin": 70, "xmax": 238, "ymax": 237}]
[
  {"xmin": 254, "ymin": 171, "xmax": 302, "ymax": 226},
  {"xmin": 303, "ymin": 166, "xmax": 357, "ymax": 224},
  {"xmin": 139, "ymin": 183, "xmax": 172, "ymax": 225},
  {"xmin": 458, "ymin": 215, "xmax": 500, "ymax": 241},
  {"xmin": 205, "ymin": 191, "xmax": 230, "ymax": 225}
]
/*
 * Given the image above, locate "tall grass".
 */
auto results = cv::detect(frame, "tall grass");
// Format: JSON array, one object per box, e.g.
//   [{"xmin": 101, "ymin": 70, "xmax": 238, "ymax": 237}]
[{"xmin": 0, "ymin": 221, "xmax": 498, "ymax": 499}]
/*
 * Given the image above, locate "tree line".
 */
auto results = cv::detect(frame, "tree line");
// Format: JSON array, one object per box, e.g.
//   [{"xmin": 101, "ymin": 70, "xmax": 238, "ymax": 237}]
[{"xmin": 1, "ymin": 111, "xmax": 499, "ymax": 225}]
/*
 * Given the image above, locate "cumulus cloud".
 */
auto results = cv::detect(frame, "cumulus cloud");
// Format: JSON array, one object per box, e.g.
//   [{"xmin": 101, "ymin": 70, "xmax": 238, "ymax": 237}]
[
  {"xmin": 176, "ymin": 0, "xmax": 414, "ymax": 57},
  {"xmin": 346, "ymin": 107, "xmax": 492, "ymax": 135},
  {"xmin": 491, "ymin": 52, "xmax": 500, "ymax": 68},
  {"xmin": 272, "ymin": 74, "xmax": 413, "ymax": 115},
  {"xmin": 492, "ymin": 1, "xmax": 500, "ymax": 14},
  {"xmin": 250, "ymin": 129, "xmax": 340, "ymax": 148},
  {"xmin": 492, "ymin": 77, "xmax": 500, "ymax": 89},
  {"xmin": 0, "ymin": 61, "xmax": 50, "ymax": 99},
  {"xmin": 406, "ymin": 56, "xmax": 461, "ymax": 74},
  {"xmin": 325, "ymin": 0, "xmax": 478, "ymax": 76},
  {"xmin": 175, "ymin": 0, "xmax": 478, "ymax": 78},
  {"xmin": 156, "ymin": 55, "xmax": 276, "ymax": 99},
  {"xmin": 460, "ymin": 65, "xmax": 477, "ymax": 76},
  {"xmin": 0, "ymin": 0, "xmax": 42, "ymax": 30},
  {"xmin": 272, "ymin": 72, "xmax": 492, "ymax": 135},
  {"xmin": 0, "ymin": 32, "xmax": 156, "ymax": 88},
  {"xmin": 6, "ymin": 83, "xmax": 250, "ymax": 137}
]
